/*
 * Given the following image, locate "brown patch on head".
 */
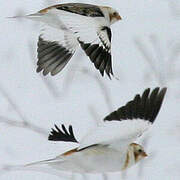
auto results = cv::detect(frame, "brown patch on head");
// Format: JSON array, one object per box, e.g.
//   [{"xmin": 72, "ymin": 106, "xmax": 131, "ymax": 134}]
[
  {"xmin": 131, "ymin": 143, "xmax": 147, "ymax": 163},
  {"xmin": 62, "ymin": 148, "xmax": 78, "ymax": 156},
  {"xmin": 134, "ymin": 151, "xmax": 139, "ymax": 162},
  {"xmin": 122, "ymin": 151, "xmax": 130, "ymax": 170},
  {"xmin": 134, "ymin": 151, "xmax": 147, "ymax": 163},
  {"xmin": 130, "ymin": 143, "xmax": 139, "ymax": 147},
  {"xmin": 142, "ymin": 151, "xmax": 148, "ymax": 157},
  {"xmin": 110, "ymin": 12, "xmax": 122, "ymax": 22},
  {"xmin": 102, "ymin": 6, "xmax": 112, "ymax": 10}
]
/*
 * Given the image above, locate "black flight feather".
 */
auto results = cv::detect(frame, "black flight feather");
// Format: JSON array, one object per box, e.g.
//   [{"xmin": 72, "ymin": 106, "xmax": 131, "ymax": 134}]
[
  {"xmin": 56, "ymin": 3, "xmax": 104, "ymax": 17},
  {"xmin": 78, "ymin": 26, "xmax": 112, "ymax": 79},
  {"xmin": 104, "ymin": 87, "xmax": 167, "ymax": 123},
  {"xmin": 79, "ymin": 41, "xmax": 113, "ymax": 78},
  {"xmin": 37, "ymin": 37, "xmax": 74, "ymax": 76},
  {"xmin": 48, "ymin": 124, "xmax": 78, "ymax": 143}
]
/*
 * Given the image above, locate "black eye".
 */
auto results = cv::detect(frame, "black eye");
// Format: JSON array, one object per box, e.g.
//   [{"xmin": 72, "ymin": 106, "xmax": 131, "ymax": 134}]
[
  {"xmin": 138, "ymin": 149, "xmax": 143, "ymax": 153},
  {"xmin": 113, "ymin": 12, "xmax": 117, "ymax": 16}
]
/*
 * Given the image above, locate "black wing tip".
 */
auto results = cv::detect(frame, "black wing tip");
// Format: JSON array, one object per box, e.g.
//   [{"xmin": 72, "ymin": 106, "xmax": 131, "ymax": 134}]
[
  {"xmin": 106, "ymin": 68, "xmax": 113, "ymax": 79},
  {"xmin": 100, "ymin": 68, "xmax": 113, "ymax": 79},
  {"xmin": 139, "ymin": 87, "xmax": 167, "ymax": 123},
  {"xmin": 78, "ymin": 40, "xmax": 113, "ymax": 79},
  {"xmin": 149, "ymin": 87, "xmax": 167, "ymax": 123},
  {"xmin": 48, "ymin": 124, "xmax": 60, "ymax": 141},
  {"xmin": 104, "ymin": 87, "xmax": 167, "ymax": 123},
  {"xmin": 37, "ymin": 36, "xmax": 74, "ymax": 76},
  {"xmin": 48, "ymin": 124, "xmax": 78, "ymax": 143}
]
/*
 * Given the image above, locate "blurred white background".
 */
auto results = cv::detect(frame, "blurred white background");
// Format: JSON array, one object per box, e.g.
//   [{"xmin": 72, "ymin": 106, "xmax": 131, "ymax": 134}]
[{"xmin": 0, "ymin": 0, "xmax": 180, "ymax": 179}]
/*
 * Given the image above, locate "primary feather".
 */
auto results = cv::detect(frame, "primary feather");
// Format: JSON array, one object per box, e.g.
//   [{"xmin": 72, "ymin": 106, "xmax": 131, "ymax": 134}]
[
  {"xmin": 48, "ymin": 124, "xmax": 78, "ymax": 143},
  {"xmin": 13, "ymin": 3, "xmax": 121, "ymax": 78},
  {"xmin": 104, "ymin": 87, "xmax": 167, "ymax": 122},
  {"xmin": 11, "ymin": 87, "xmax": 166, "ymax": 174},
  {"xmin": 78, "ymin": 87, "xmax": 167, "ymax": 150}
]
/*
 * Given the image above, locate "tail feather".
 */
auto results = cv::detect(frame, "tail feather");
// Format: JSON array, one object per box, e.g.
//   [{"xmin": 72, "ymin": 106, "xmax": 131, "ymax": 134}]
[
  {"xmin": 27, "ymin": 13, "xmax": 44, "ymax": 18},
  {"xmin": 7, "ymin": 13, "xmax": 61, "ymax": 29},
  {"xmin": 6, "ymin": 13, "xmax": 42, "ymax": 19},
  {"xmin": 6, "ymin": 15, "xmax": 27, "ymax": 19},
  {"xmin": 25, "ymin": 157, "xmax": 59, "ymax": 167}
]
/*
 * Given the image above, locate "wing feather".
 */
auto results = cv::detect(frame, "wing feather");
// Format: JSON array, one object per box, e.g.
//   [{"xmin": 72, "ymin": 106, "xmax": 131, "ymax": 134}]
[
  {"xmin": 78, "ymin": 120, "xmax": 150, "ymax": 151},
  {"xmin": 104, "ymin": 87, "xmax": 167, "ymax": 123},
  {"xmin": 78, "ymin": 87, "xmax": 166, "ymax": 151},
  {"xmin": 30, "ymin": 7, "xmax": 113, "ymax": 77},
  {"xmin": 48, "ymin": 124, "xmax": 78, "ymax": 143},
  {"xmin": 37, "ymin": 25, "xmax": 78, "ymax": 76},
  {"xmin": 55, "ymin": 3, "xmax": 105, "ymax": 17},
  {"xmin": 45, "ymin": 9, "xmax": 113, "ymax": 78},
  {"xmin": 78, "ymin": 26, "xmax": 112, "ymax": 78}
]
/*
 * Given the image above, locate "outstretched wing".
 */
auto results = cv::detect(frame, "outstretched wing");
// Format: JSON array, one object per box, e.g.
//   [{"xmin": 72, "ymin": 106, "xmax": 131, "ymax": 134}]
[
  {"xmin": 78, "ymin": 87, "xmax": 167, "ymax": 151},
  {"xmin": 104, "ymin": 87, "xmax": 167, "ymax": 122},
  {"xmin": 48, "ymin": 124, "xmax": 78, "ymax": 143},
  {"xmin": 78, "ymin": 26, "xmax": 112, "ymax": 78},
  {"xmin": 37, "ymin": 6, "xmax": 113, "ymax": 78},
  {"xmin": 54, "ymin": 3, "xmax": 105, "ymax": 17},
  {"xmin": 37, "ymin": 25, "xmax": 79, "ymax": 76}
]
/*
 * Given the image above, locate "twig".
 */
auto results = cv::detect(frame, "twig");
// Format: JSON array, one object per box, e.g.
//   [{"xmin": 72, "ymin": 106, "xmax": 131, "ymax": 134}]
[
  {"xmin": 80, "ymin": 67, "xmax": 113, "ymax": 112},
  {"xmin": 0, "ymin": 86, "xmax": 27, "ymax": 122},
  {"xmin": 102, "ymin": 173, "xmax": 108, "ymax": 180},
  {"xmin": 0, "ymin": 116, "xmax": 47, "ymax": 136},
  {"xmin": 27, "ymin": 42, "xmax": 60, "ymax": 99},
  {"xmin": 1, "ymin": 164, "xmax": 70, "ymax": 179},
  {"xmin": 134, "ymin": 39, "xmax": 159, "ymax": 77},
  {"xmin": 168, "ymin": 2, "xmax": 180, "ymax": 18},
  {"xmin": 134, "ymin": 37, "xmax": 166, "ymax": 86},
  {"xmin": 61, "ymin": 52, "xmax": 84, "ymax": 94},
  {"xmin": 88, "ymin": 105, "xmax": 101, "ymax": 126},
  {"xmin": 0, "ymin": 86, "xmax": 47, "ymax": 136}
]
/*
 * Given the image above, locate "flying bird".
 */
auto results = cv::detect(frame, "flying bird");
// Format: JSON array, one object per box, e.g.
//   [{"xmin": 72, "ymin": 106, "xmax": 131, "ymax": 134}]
[
  {"xmin": 14, "ymin": 3, "xmax": 121, "ymax": 78},
  {"xmin": 23, "ymin": 87, "xmax": 166, "ymax": 173}
]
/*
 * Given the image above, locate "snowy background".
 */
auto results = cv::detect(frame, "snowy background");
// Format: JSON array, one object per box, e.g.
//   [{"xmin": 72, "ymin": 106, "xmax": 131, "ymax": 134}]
[{"xmin": 0, "ymin": 0, "xmax": 180, "ymax": 179}]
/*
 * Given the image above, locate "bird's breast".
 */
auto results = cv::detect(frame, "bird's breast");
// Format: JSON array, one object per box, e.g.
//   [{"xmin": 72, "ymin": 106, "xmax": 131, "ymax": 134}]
[{"xmin": 65, "ymin": 146, "xmax": 127, "ymax": 173}]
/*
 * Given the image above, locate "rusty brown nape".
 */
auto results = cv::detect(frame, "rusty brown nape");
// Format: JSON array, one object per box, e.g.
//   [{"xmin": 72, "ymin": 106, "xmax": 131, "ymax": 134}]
[
  {"xmin": 62, "ymin": 148, "xmax": 78, "ymax": 156},
  {"xmin": 39, "ymin": 5, "xmax": 61, "ymax": 13},
  {"xmin": 122, "ymin": 151, "xmax": 130, "ymax": 170},
  {"xmin": 109, "ymin": 13, "xmax": 122, "ymax": 22}
]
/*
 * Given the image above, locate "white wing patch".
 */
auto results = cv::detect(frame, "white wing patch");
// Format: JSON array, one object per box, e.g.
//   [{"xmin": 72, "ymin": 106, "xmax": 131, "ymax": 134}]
[
  {"xmin": 78, "ymin": 87, "xmax": 166, "ymax": 151},
  {"xmin": 37, "ymin": 25, "xmax": 79, "ymax": 76},
  {"xmin": 78, "ymin": 120, "xmax": 151, "ymax": 151},
  {"xmin": 78, "ymin": 27, "xmax": 113, "ymax": 78},
  {"xmin": 45, "ymin": 9, "xmax": 113, "ymax": 78},
  {"xmin": 98, "ymin": 27, "xmax": 111, "ymax": 51}
]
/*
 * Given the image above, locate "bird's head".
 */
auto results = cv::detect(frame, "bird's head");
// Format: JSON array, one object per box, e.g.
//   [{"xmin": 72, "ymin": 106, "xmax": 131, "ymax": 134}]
[
  {"xmin": 130, "ymin": 143, "xmax": 148, "ymax": 163},
  {"xmin": 103, "ymin": 7, "xmax": 121, "ymax": 25}
]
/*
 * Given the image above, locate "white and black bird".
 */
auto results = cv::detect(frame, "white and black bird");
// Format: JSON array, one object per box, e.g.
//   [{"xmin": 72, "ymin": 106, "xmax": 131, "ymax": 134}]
[
  {"xmin": 23, "ymin": 87, "xmax": 166, "ymax": 173},
  {"xmin": 14, "ymin": 3, "xmax": 121, "ymax": 78}
]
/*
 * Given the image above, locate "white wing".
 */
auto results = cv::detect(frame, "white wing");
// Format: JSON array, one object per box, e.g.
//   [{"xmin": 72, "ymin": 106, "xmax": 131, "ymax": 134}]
[
  {"xmin": 27, "ymin": 7, "xmax": 113, "ymax": 78},
  {"xmin": 36, "ymin": 25, "xmax": 79, "ymax": 76},
  {"xmin": 54, "ymin": 9, "xmax": 113, "ymax": 78},
  {"xmin": 78, "ymin": 87, "xmax": 167, "ymax": 151},
  {"xmin": 78, "ymin": 27, "xmax": 112, "ymax": 78},
  {"xmin": 78, "ymin": 120, "xmax": 150, "ymax": 151}
]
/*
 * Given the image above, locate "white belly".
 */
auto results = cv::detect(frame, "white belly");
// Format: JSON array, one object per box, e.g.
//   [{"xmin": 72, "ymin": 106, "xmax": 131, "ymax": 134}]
[{"xmin": 48, "ymin": 146, "xmax": 127, "ymax": 173}]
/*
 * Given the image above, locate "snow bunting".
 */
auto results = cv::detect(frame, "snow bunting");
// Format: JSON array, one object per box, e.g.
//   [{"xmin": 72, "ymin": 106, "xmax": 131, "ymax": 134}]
[
  {"xmin": 15, "ymin": 3, "xmax": 121, "ymax": 78},
  {"xmin": 24, "ymin": 87, "xmax": 166, "ymax": 173}
]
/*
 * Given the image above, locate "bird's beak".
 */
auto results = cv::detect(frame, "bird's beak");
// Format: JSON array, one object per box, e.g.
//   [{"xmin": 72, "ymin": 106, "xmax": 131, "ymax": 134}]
[
  {"xmin": 142, "ymin": 152, "xmax": 148, "ymax": 157},
  {"xmin": 117, "ymin": 14, "xmax": 122, "ymax": 20}
]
